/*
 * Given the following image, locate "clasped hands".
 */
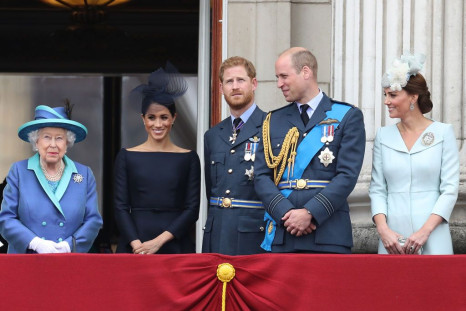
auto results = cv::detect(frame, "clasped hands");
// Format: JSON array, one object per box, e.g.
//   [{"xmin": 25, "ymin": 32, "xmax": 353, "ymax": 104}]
[
  {"xmin": 379, "ymin": 227, "xmax": 426, "ymax": 255},
  {"xmin": 29, "ymin": 237, "xmax": 71, "ymax": 253},
  {"xmin": 130, "ymin": 239, "xmax": 162, "ymax": 255},
  {"xmin": 282, "ymin": 209, "xmax": 316, "ymax": 236}
]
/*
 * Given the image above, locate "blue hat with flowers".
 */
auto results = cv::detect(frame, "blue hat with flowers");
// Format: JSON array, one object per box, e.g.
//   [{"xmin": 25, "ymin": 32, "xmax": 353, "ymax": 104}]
[{"xmin": 18, "ymin": 105, "xmax": 88, "ymax": 143}]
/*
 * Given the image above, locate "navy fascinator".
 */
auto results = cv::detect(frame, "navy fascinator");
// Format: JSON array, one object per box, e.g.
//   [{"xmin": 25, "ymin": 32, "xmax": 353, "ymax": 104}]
[{"xmin": 131, "ymin": 62, "xmax": 188, "ymax": 114}]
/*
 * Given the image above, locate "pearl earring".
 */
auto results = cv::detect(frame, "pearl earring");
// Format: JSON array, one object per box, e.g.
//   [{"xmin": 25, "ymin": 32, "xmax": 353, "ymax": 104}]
[{"xmin": 410, "ymin": 102, "xmax": 415, "ymax": 111}]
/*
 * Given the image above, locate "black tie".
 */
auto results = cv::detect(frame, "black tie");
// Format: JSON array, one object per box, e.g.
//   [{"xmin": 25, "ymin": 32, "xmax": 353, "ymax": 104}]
[
  {"xmin": 233, "ymin": 117, "xmax": 243, "ymax": 133},
  {"xmin": 300, "ymin": 104, "xmax": 310, "ymax": 126}
]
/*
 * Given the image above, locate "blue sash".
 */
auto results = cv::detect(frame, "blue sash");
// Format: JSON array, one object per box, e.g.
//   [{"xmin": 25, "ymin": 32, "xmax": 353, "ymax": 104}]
[{"xmin": 261, "ymin": 103, "xmax": 351, "ymax": 251}]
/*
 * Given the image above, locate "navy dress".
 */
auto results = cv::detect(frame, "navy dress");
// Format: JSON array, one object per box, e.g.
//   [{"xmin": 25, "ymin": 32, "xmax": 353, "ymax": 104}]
[{"xmin": 114, "ymin": 149, "xmax": 200, "ymax": 253}]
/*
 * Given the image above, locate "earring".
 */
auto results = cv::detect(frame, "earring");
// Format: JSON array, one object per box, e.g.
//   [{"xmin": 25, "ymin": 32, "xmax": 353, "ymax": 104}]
[{"xmin": 410, "ymin": 102, "xmax": 415, "ymax": 111}]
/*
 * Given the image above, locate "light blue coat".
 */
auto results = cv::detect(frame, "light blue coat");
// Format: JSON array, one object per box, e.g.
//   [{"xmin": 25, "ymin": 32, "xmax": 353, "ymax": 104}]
[
  {"xmin": 370, "ymin": 122, "xmax": 459, "ymax": 254},
  {"xmin": 0, "ymin": 153, "xmax": 103, "ymax": 253}
]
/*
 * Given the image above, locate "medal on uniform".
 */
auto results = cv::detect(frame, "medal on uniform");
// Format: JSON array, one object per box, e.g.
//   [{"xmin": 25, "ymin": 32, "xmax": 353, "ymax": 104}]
[
  {"xmin": 320, "ymin": 125, "xmax": 327, "ymax": 143},
  {"xmin": 327, "ymin": 125, "xmax": 334, "ymax": 143},
  {"xmin": 249, "ymin": 136, "xmax": 260, "ymax": 162},
  {"xmin": 318, "ymin": 147, "xmax": 335, "ymax": 167},
  {"xmin": 230, "ymin": 119, "xmax": 245, "ymax": 144},
  {"xmin": 229, "ymin": 133, "xmax": 237, "ymax": 144},
  {"xmin": 421, "ymin": 132, "xmax": 434, "ymax": 146},
  {"xmin": 320, "ymin": 125, "xmax": 335, "ymax": 144},
  {"xmin": 245, "ymin": 165, "xmax": 254, "ymax": 180},
  {"xmin": 244, "ymin": 142, "xmax": 252, "ymax": 161}
]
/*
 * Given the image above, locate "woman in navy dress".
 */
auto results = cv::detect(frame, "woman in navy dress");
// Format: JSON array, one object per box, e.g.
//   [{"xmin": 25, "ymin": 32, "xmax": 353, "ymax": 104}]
[{"xmin": 114, "ymin": 65, "xmax": 200, "ymax": 254}]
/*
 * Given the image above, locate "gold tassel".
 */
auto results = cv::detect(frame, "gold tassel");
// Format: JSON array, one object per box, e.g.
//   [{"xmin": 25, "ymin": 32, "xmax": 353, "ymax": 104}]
[{"xmin": 216, "ymin": 263, "xmax": 236, "ymax": 311}]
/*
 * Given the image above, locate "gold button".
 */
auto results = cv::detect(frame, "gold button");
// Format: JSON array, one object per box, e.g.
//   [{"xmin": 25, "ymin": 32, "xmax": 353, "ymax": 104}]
[
  {"xmin": 230, "ymin": 149, "xmax": 235, "ymax": 154},
  {"xmin": 228, "ymin": 169, "xmax": 233, "ymax": 174},
  {"xmin": 225, "ymin": 190, "xmax": 230, "ymax": 194}
]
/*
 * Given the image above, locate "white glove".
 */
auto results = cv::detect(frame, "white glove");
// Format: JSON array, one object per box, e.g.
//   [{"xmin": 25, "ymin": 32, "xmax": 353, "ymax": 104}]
[
  {"xmin": 29, "ymin": 237, "xmax": 60, "ymax": 254},
  {"xmin": 55, "ymin": 241, "xmax": 71, "ymax": 253}
]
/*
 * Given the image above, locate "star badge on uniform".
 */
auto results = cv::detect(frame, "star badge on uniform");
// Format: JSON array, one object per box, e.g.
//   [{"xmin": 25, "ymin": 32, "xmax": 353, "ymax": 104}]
[
  {"xmin": 245, "ymin": 166, "xmax": 254, "ymax": 180},
  {"xmin": 318, "ymin": 147, "xmax": 335, "ymax": 167}
]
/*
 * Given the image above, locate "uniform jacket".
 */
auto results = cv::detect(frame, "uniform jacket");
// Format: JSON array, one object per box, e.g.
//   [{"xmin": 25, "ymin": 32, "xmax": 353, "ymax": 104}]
[
  {"xmin": 370, "ymin": 122, "xmax": 459, "ymax": 254},
  {"xmin": 0, "ymin": 153, "xmax": 103, "ymax": 253},
  {"xmin": 254, "ymin": 94, "xmax": 366, "ymax": 253},
  {"xmin": 202, "ymin": 106, "xmax": 267, "ymax": 255}
]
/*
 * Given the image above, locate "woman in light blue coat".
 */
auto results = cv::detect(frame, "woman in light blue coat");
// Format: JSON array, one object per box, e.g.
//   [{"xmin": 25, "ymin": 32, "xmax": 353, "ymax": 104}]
[
  {"xmin": 0, "ymin": 104, "xmax": 103, "ymax": 253},
  {"xmin": 370, "ymin": 53, "xmax": 459, "ymax": 255}
]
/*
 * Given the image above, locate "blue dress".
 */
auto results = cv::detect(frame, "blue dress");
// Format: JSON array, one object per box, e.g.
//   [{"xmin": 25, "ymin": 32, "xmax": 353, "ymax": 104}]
[
  {"xmin": 370, "ymin": 122, "xmax": 459, "ymax": 254},
  {"xmin": 114, "ymin": 149, "xmax": 200, "ymax": 253}
]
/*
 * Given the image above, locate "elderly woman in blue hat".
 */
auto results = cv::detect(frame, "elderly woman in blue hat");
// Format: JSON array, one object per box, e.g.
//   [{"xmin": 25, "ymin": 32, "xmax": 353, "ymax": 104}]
[{"xmin": 0, "ymin": 104, "xmax": 103, "ymax": 253}]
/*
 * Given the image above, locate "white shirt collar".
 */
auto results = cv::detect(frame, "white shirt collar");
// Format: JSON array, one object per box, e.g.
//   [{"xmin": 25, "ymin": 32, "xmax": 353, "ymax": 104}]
[
  {"xmin": 296, "ymin": 89, "xmax": 323, "ymax": 112},
  {"xmin": 230, "ymin": 102, "xmax": 257, "ymax": 125}
]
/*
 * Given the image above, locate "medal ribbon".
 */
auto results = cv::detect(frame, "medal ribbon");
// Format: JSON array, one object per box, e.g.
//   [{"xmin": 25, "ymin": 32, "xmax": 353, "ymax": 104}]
[{"xmin": 261, "ymin": 103, "xmax": 352, "ymax": 251}]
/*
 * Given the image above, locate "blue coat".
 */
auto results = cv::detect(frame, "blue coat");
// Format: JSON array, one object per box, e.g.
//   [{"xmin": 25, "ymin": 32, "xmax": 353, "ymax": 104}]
[
  {"xmin": 370, "ymin": 122, "xmax": 459, "ymax": 254},
  {"xmin": 0, "ymin": 153, "xmax": 103, "ymax": 253},
  {"xmin": 254, "ymin": 94, "xmax": 366, "ymax": 253},
  {"xmin": 202, "ymin": 106, "xmax": 267, "ymax": 255}
]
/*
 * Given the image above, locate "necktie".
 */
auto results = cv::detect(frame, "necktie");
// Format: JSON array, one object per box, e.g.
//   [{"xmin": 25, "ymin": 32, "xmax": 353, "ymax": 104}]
[
  {"xmin": 300, "ymin": 104, "xmax": 310, "ymax": 126},
  {"xmin": 233, "ymin": 117, "xmax": 243, "ymax": 134}
]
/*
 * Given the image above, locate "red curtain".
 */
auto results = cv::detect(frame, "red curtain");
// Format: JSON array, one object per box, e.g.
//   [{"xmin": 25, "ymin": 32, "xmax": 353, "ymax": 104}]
[{"xmin": 1, "ymin": 253, "xmax": 465, "ymax": 310}]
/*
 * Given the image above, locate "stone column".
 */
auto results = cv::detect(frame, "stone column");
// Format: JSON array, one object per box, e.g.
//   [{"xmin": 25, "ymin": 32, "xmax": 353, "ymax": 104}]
[
  {"xmin": 333, "ymin": 0, "xmax": 466, "ymax": 253},
  {"xmin": 226, "ymin": 0, "xmax": 466, "ymax": 253}
]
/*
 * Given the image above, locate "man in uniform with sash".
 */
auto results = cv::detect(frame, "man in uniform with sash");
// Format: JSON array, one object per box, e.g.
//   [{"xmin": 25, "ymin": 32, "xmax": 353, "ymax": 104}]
[
  {"xmin": 202, "ymin": 56, "xmax": 267, "ymax": 255},
  {"xmin": 254, "ymin": 47, "xmax": 365, "ymax": 253}
]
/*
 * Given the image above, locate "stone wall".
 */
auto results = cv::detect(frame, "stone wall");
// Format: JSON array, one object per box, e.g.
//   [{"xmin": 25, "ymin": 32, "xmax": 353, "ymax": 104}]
[{"xmin": 226, "ymin": 0, "xmax": 466, "ymax": 253}]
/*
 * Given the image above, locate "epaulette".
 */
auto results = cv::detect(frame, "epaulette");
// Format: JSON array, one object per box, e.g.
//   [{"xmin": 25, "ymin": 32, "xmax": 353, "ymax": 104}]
[
  {"xmin": 330, "ymin": 98, "xmax": 355, "ymax": 108},
  {"xmin": 267, "ymin": 102, "xmax": 295, "ymax": 114}
]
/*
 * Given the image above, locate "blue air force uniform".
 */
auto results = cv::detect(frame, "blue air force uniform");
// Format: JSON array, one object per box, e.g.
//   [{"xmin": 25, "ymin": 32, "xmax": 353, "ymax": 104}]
[
  {"xmin": 254, "ymin": 93, "xmax": 365, "ymax": 253},
  {"xmin": 202, "ymin": 104, "xmax": 267, "ymax": 255}
]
